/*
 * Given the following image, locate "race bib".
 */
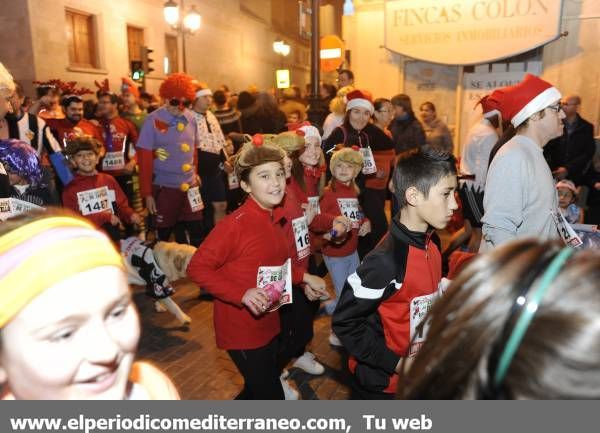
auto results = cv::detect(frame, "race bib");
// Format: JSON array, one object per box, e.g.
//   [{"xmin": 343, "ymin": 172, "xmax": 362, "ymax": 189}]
[
  {"xmin": 77, "ymin": 186, "xmax": 113, "ymax": 216},
  {"xmin": 256, "ymin": 258, "xmax": 293, "ymax": 312},
  {"xmin": 337, "ymin": 198, "xmax": 361, "ymax": 229},
  {"xmin": 360, "ymin": 147, "xmax": 377, "ymax": 175},
  {"xmin": 0, "ymin": 162, "xmax": 6, "ymax": 175},
  {"xmin": 187, "ymin": 186, "xmax": 204, "ymax": 212},
  {"xmin": 551, "ymin": 209, "xmax": 583, "ymax": 248},
  {"xmin": 409, "ymin": 292, "xmax": 439, "ymax": 357},
  {"xmin": 307, "ymin": 196, "xmax": 321, "ymax": 216},
  {"xmin": 292, "ymin": 216, "xmax": 310, "ymax": 260},
  {"xmin": 0, "ymin": 198, "xmax": 44, "ymax": 221},
  {"xmin": 102, "ymin": 151, "xmax": 125, "ymax": 171},
  {"xmin": 227, "ymin": 172, "xmax": 240, "ymax": 190}
]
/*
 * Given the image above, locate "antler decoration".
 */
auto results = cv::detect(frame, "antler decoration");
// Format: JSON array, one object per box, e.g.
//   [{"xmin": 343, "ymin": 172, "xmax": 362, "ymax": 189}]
[{"xmin": 94, "ymin": 78, "xmax": 110, "ymax": 93}]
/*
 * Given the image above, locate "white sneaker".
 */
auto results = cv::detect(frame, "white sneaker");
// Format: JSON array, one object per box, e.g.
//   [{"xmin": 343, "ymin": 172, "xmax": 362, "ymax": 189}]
[
  {"xmin": 279, "ymin": 374, "xmax": 300, "ymax": 400},
  {"xmin": 154, "ymin": 301, "xmax": 167, "ymax": 312},
  {"xmin": 293, "ymin": 351, "xmax": 325, "ymax": 375},
  {"xmin": 329, "ymin": 332, "xmax": 343, "ymax": 347}
]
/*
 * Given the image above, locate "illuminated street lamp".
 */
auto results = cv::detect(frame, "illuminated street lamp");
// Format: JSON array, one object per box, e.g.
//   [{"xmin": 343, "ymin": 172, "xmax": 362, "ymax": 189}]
[
  {"xmin": 163, "ymin": 0, "xmax": 202, "ymax": 73},
  {"xmin": 343, "ymin": 0, "xmax": 355, "ymax": 16},
  {"xmin": 273, "ymin": 40, "xmax": 291, "ymax": 57}
]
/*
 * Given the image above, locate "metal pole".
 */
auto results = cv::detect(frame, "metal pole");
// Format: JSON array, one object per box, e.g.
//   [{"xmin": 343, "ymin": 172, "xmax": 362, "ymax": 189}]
[
  {"xmin": 182, "ymin": 33, "xmax": 187, "ymax": 73},
  {"xmin": 310, "ymin": 0, "xmax": 319, "ymax": 99},
  {"xmin": 307, "ymin": 0, "xmax": 326, "ymax": 127},
  {"xmin": 181, "ymin": 0, "xmax": 187, "ymax": 73}
]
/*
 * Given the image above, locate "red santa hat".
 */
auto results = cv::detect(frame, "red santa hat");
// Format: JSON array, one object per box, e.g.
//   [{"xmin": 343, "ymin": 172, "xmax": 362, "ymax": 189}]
[
  {"xmin": 345, "ymin": 90, "xmax": 374, "ymax": 114},
  {"xmin": 121, "ymin": 77, "xmax": 140, "ymax": 99},
  {"xmin": 496, "ymin": 74, "xmax": 561, "ymax": 127},
  {"xmin": 478, "ymin": 92, "xmax": 503, "ymax": 119}
]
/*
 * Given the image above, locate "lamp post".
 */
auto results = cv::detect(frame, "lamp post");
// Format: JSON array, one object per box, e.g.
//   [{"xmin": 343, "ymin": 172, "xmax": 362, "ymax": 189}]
[
  {"xmin": 163, "ymin": 0, "xmax": 201, "ymax": 73},
  {"xmin": 306, "ymin": 0, "xmax": 326, "ymax": 126}
]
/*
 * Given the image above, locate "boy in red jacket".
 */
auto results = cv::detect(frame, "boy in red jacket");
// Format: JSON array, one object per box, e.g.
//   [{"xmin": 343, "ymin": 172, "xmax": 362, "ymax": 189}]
[
  {"xmin": 62, "ymin": 137, "xmax": 141, "ymax": 241},
  {"xmin": 332, "ymin": 146, "xmax": 458, "ymax": 399}
]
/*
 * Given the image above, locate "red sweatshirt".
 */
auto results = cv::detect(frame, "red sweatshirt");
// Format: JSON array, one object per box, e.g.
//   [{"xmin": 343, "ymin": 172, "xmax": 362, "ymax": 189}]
[
  {"xmin": 282, "ymin": 178, "xmax": 334, "ymax": 285},
  {"xmin": 62, "ymin": 172, "xmax": 136, "ymax": 227},
  {"xmin": 186, "ymin": 197, "xmax": 291, "ymax": 350},
  {"xmin": 287, "ymin": 178, "xmax": 334, "ymax": 234},
  {"xmin": 320, "ymin": 181, "xmax": 367, "ymax": 257}
]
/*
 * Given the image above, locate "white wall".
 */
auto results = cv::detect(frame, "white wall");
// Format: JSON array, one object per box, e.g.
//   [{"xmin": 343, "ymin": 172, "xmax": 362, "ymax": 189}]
[{"xmin": 344, "ymin": 0, "xmax": 600, "ymax": 141}]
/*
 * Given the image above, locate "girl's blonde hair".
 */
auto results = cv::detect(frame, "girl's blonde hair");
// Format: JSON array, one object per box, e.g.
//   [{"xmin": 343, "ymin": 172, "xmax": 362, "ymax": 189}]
[{"xmin": 328, "ymin": 147, "xmax": 363, "ymax": 194}]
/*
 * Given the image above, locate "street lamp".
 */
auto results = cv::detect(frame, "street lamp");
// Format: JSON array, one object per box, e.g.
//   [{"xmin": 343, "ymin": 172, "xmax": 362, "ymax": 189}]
[
  {"xmin": 273, "ymin": 40, "xmax": 291, "ymax": 57},
  {"xmin": 163, "ymin": 0, "xmax": 201, "ymax": 73}
]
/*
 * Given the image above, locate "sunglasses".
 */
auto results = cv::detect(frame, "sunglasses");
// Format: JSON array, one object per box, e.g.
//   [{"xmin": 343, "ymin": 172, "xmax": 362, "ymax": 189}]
[{"xmin": 169, "ymin": 98, "xmax": 189, "ymax": 107}]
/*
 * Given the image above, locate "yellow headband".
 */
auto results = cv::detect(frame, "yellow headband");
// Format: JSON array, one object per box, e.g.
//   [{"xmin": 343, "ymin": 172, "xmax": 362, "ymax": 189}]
[{"xmin": 0, "ymin": 216, "xmax": 124, "ymax": 327}]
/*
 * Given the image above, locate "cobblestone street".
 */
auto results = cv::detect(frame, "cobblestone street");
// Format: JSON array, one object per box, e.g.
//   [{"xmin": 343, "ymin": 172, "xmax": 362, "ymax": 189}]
[{"xmin": 135, "ymin": 279, "xmax": 352, "ymax": 400}]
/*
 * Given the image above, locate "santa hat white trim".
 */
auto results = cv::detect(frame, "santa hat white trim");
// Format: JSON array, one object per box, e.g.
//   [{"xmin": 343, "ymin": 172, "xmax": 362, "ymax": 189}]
[
  {"xmin": 298, "ymin": 125, "xmax": 322, "ymax": 144},
  {"xmin": 511, "ymin": 86, "xmax": 561, "ymax": 127},
  {"xmin": 483, "ymin": 109, "xmax": 501, "ymax": 119},
  {"xmin": 195, "ymin": 88, "xmax": 212, "ymax": 98},
  {"xmin": 346, "ymin": 98, "xmax": 374, "ymax": 114}
]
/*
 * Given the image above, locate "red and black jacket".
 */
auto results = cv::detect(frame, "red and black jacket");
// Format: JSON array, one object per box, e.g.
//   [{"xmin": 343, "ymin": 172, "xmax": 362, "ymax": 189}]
[{"xmin": 332, "ymin": 218, "xmax": 442, "ymax": 395}]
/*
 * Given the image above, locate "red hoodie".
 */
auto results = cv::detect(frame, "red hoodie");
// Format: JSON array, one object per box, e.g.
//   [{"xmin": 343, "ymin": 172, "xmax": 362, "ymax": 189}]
[
  {"xmin": 186, "ymin": 196, "xmax": 291, "ymax": 350},
  {"xmin": 62, "ymin": 172, "xmax": 135, "ymax": 227}
]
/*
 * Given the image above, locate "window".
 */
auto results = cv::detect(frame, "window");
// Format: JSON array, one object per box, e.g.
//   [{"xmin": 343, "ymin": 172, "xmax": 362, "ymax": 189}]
[
  {"xmin": 127, "ymin": 26, "xmax": 145, "ymax": 63},
  {"xmin": 165, "ymin": 34, "xmax": 179, "ymax": 74},
  {"xmin": 65, "ymin": 9, "xmax": 97, "ymax": 68}
]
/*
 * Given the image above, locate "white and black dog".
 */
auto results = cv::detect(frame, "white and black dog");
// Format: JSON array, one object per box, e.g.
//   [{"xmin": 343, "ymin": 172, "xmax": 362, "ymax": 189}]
[{"xmin": 121, "ymin": 237, "xmax": 196, "ymax": 325}]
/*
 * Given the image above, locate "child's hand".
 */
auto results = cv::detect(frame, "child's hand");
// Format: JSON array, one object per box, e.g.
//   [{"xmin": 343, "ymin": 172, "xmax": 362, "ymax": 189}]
[
  {"xmin": 123, "ymin": 159, "xmax": 137, "ymax": 175},
  {"xmin": 302, "ymin": 202, "xmax": 317, "ymax": 225},
  {"xmin": 241, "ymin": 288, "xmax": 270, "ymax": 316},
  {"xmin": 333, "ymin": 216, "xmax": 351, "ymax": 233},
  {"xmin": 594, "ymin": 182, "xmax": 600, "ymax": 191},
  {"xmin": 110, "ymin": 214, "xmax": 121, "ymax": 226},
  {"xmin": 223, "ymin": 160, "xmax": 234, "ymax": 174},
  {"xmin": 130, "ymin": 213, "xmax": 142, "ymax": 225},
  {"xmin": 358, "ymin": 220, "xmax": 371, "ymax": 236},
  {"xmin": 302, "ymin": 273, "xmax": 328, "ymax": 301}
]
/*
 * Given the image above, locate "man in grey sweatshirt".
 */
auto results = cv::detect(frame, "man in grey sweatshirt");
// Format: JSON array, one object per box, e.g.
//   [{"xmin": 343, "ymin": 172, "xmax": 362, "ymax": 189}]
[{"xmin": 482, "ymin": 74, "xmax": 564, "ymax": 249}]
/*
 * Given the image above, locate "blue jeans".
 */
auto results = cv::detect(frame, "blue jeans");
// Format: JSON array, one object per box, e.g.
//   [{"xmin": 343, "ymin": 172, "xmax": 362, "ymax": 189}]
[{"xmin": 323, "ymin": 251, "xmax": 360, "ymax": 315}]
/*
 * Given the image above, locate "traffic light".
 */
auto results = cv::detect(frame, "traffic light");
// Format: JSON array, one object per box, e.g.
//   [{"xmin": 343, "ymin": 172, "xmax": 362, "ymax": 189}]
[
  {"xmin": 141, "ymin": 46, "xmax": 155, "ymax": 75},
  {"xmin": 130, "ymin": 60, "xmax": 144, "ymax": 82}
]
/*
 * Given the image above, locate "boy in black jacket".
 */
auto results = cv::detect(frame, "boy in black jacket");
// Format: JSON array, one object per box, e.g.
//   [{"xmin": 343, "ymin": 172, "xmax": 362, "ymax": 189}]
[{"xmin": 332, "ymin": 146, "xmax": 458, "ymax": 399}]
